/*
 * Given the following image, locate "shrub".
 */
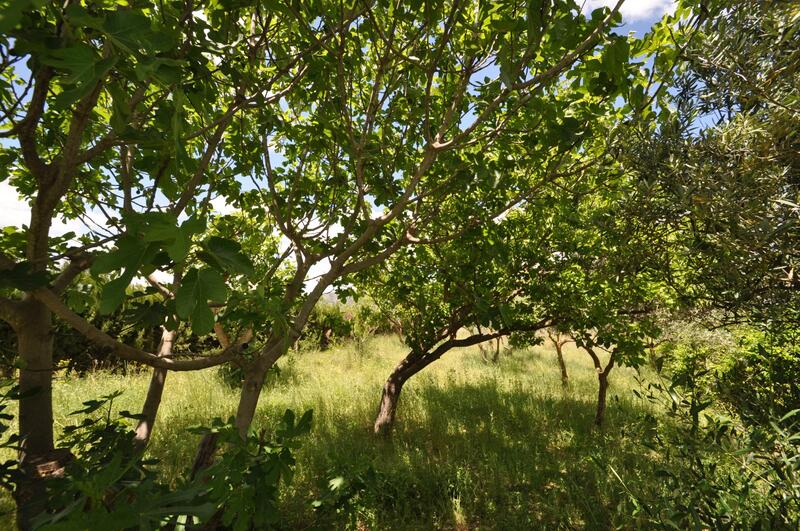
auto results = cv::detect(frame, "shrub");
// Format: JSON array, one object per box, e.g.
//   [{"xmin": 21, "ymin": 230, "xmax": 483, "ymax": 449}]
[
  {"xmin": 301, "ymin": 302, "xmax": 353, "ymax": 351},
  {"xmin": 656, "ymin": 320, "xmax": 800, "ymax": 426},
  {"xmin": 608, "ymin": 365, "xmax": 800, "ymax": 528},
  {"xmin": 0, "ymin": 388, "xmax": 312, "ymax": 530},
  {"xmin": 717, "ymin": 328, "xmax": 800, "ymax": 424}
]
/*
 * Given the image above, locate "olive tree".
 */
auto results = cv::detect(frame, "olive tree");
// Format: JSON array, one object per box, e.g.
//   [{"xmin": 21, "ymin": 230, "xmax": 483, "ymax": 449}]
[{"xmin": 626, "ymin": 0, "xmax": 800, "ymax": 322}]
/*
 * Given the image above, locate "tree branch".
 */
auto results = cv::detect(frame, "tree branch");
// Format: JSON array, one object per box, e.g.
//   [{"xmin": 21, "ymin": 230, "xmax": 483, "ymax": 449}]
[{"xmin": 32, "ymin": 287, "xmax": 239, "ymax": 370}]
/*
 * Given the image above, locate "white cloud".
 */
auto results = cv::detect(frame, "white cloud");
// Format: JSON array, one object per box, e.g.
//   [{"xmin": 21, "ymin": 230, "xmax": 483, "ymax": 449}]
[
  {"xmin": 0, "ymin": 181, "xmax": 96, "ymax": 239},
  {"xmin": 0, "ymin": 182, "xmax": 31, "ymax": 229},
  {"xmin": 210, "ymin": 195, "xmax": 236, "ymax": 216},
  {"xmin": 582, "ymin": 0, "xmax": 675, "ymax": 22}
]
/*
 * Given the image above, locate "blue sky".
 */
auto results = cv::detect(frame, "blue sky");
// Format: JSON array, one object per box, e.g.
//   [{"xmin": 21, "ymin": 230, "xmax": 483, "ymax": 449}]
[{"xmin": 583, "ymin": 0, "xmax": 676, "ymax": 34}]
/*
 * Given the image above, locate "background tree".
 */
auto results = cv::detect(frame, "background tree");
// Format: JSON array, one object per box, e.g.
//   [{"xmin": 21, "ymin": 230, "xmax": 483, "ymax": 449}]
[
  {"xmin": 212, "ymin": 0, "xmax": 632, "ymax": 438},
  {"xmin": 361, "ymin": 147, "xmax": 673, "ymax": 433},
  {"xmin": 622, "ymin": 0, "xmax": 800, "ymax": 423}
]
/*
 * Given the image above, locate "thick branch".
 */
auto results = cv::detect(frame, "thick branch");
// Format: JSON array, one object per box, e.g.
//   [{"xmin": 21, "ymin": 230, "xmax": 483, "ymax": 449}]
[
  {"xmin": 15, "ymin": 68, "xmax": 54, "ymax": 182},
  {"xmin": 51, "ymin": 254, "xmax": 94, "ymax": 295},
  {"xmin": 32, "ymin": 287, "xmax": 238, "ymax": 370}
]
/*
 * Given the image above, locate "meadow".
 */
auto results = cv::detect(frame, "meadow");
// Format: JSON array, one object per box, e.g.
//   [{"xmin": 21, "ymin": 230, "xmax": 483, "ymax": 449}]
[{"xmin": 1, "ymin": 335, "xmax": 676, "ymax": 529}]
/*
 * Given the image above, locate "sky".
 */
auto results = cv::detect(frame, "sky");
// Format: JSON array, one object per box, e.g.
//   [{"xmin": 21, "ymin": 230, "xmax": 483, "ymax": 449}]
[
  {"xmin": 0, "ymin": 0, "xmax": 677, "ymax": 245},
  {"xmin": 583, "ymin": 0, "xmax": 676, "ymax": 29}
]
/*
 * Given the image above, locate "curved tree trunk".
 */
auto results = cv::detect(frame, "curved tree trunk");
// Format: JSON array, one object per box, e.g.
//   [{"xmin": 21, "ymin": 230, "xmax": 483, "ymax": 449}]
[
  {"xmin": 374, "ymin": 374, "xmax": 405, "ymax": 436},
  {"xmin": 233, "ymin": 336, "xmax": 284, "ymax": 438},
  {"xmin": 372, "ymin": 325, "xmax": 535, "ymax": 436},
  {"xmin": 547, "ymin": 329, "xmax": 570, "ymax": 387},
  {"xmin": 134, "ymin": 328, "xmax": 177, "ymax": 450},
  {"xmin": 15, "ymin": 298, "xmax": 57, "ymax": 531},
  {"xmin": 187, "ymin": 325, "xmax": 259, "ymax": 475},
  {"xmin": 374, "ymin": 351, "xmax": 439, "ymax": 435},
  {"xmin": 235, "ymin": 368, "xmax": 267, "ymax": 437}
]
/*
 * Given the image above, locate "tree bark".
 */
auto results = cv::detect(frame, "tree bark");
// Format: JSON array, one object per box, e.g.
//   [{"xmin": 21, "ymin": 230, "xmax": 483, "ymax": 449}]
[
  {"xmin": 555, "ymin": 342, "xmax": 569, "ymax": 387},
  {"xmin": 547, "ymin": 329, "xmax": 570, "ymax": 387},
  {"xmin": 234, "ymin": 367, "xmax": 268, "ymax": 438},
  {"xmin": 190, "ymin": 433, "xmax": 219, "ymax": 481},
  {"xmin": 15, "ymin": 298, "xmax": 57, "ymax": 530},
  {"xmin": 231, "ymin": 328, "xmax": 285, "ymax": 439},
  {"xmin": 134, "ymin": 328, "xmax": 177, "ymax": 449},
  {"xmin": 584, "ymin": 347, "xmax": 615, "ymax": 427},
  {"xmin": 595, "ymin": 371, "xmax": 608, "ymax": 426},
  {"xmin": 374, "ymin": 373, "xmax": 406, "ymax": 436},
  {"xmin": 373, "ymin": 351, "xmax": 430, "ymax": 435},
  {"xmin": 187, "ymin": 326, "xmax": 258, "ymax": 474}
]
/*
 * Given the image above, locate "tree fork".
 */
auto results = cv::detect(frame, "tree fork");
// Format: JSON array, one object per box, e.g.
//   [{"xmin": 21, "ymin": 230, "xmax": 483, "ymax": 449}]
[{"xmin": 585, "ymin": 346, "xmax": 615, "ymax": 427}]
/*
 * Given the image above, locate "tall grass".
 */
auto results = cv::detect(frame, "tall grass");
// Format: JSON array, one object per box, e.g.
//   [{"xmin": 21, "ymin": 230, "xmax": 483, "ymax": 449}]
[{"xmin": 2, "ymin": 335, "xmax": 664, "ymax": 529}]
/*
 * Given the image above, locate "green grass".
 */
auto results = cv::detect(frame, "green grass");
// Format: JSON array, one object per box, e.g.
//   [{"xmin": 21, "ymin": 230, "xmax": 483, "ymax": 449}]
[{"xmin": 2, "ymin": 335, "xmax": 667, "ymax": 529}]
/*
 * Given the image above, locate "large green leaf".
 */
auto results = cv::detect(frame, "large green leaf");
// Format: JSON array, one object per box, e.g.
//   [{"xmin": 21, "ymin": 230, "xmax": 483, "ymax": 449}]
[
  {"xmin": 39, "ymin": 45, "xmax": 118, "ymax": 108},
  {"xmin": 174, "ymin": 268, "xmax": 228, "ymax": 335},
  {"xmin": 190, "ymin": 304, "xmax": 215, "ymax": 336},
  {"xmin": 198, "ymin": 268, "xmax": 227, "ymax": 303},
  {"xmin": 98, "ymin": 275, "xmax": 131, "ymax": 315},
  {"xmin": 175, "ymin": 269, "xmax": 200, "ymax": 320},
  {"xmin": 103, "ymin": 10, "xmax": 154, "ymax": 54},
  {"xmin": 91, "ymin": 235, "xmax": 148, "ymax": 275},
  {"xmin": 201, "ymin": 237, "xmax": 255, "ymax": 277}
]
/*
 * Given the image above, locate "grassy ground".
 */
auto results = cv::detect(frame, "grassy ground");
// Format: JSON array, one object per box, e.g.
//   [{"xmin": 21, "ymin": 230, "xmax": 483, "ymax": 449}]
[{"xmin": 2, "ymin": 335, "xmax": 666, "ymax": 529}]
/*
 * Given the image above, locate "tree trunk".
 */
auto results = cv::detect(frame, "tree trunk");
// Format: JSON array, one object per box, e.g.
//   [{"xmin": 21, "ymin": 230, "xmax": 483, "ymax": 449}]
[
  {"xmin": 548, "ymin": 329, "xmax": 570, "ymax": 386},
  {"xmin": 232, "ymin": 334, "xmax": 287, "ymax": 438},
  {"xmin": 582, "ymin": 344, "xmax": 614, "ymax": 428},
  {"xmin": 134, "ymin": 328, "xmax": 176, "ymax": 449},
  {"xmin": 190, "ymin": 433, "xmax": 219, "ymax": 480},
  {"xmin": 374, "ymin": 374, "xmax": 405, "ymax": 436},
  {"xmin": 234, "ymin": 366, "xmax": 268, "ymax": 438},
  {"xmin": 188, "ymin": 326, "xmax": 259, "ymax": 474},
  {"xmin": 373, "ymin": 352, "xmax": 429, "ymax": 435},
  {"xmin": 555, "ymin": 343, "xmax": 569, "ymax": 387},
  {"xmin": 595, "ymin": 372, "xmax": 608, "ymax": 427},
  {"xmin": 15, "ymin": 298, "xmax": 57, "ymax": 530}
]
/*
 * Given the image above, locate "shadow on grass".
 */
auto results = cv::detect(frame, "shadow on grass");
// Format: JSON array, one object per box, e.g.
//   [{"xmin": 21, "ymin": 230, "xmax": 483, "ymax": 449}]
[
  {"xmin": 128, "ymin": 363, "xmax": 659, "ymax": 530},
  {"xmin": 273, "ymin": 380, "xmax": 655, "ymax": 530}
]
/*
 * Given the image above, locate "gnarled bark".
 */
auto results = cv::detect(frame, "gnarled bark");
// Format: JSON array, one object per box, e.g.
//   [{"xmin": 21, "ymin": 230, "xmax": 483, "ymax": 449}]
[
  {"xmin": 235, "ymin": 364, "xmax": 271, "ymax": 438},
  {"xmin": 556, "ymin": 345, "xmax": 569, "ymax": 387},
  {"xmin": 595, "ymin": 371, "xmax": 610, "ymax": 426}
]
